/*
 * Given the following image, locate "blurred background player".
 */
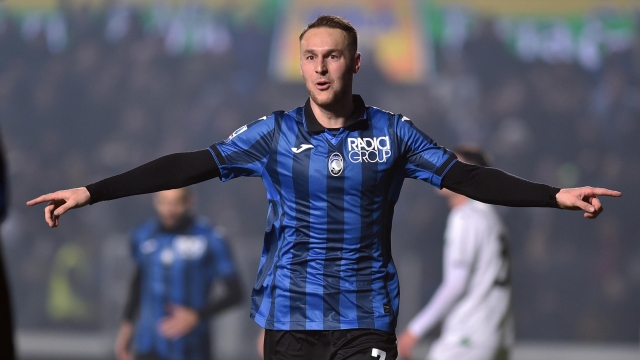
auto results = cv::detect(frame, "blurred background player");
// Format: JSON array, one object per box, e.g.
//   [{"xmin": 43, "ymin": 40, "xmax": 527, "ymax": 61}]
[
  {"xmin": 114, "ymin": 188, "xmax": 242, "ymax": 360},
  {"xmin": 398, "ymin": 147, "xmax": 513, "ymax": 360},
  {"xmin": 0, "ymin": 130, "xmax": 16, "ymax": 360}
]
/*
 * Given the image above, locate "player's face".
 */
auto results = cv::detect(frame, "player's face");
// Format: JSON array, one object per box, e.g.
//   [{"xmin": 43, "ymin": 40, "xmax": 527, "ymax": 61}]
[
  {"xmin": 300, "ymin": 27, "xmax": 360, "ymax": 108},
  {"xmin": 154, "ymin": 189, "xmax": 193, "ymax": 229}
]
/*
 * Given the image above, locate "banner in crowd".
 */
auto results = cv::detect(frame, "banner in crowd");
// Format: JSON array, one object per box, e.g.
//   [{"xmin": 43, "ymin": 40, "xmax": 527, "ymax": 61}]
[
  {"xmin": 430, "ymin": 0, "xmax": 636, "ymax": 16},
  {"xmin": 423, "ymin": 3, "xmax": 637, "ymax": 70},
  {"xmin": 1, "ymin": 0, "xmax": 637, "ymax": 74}
]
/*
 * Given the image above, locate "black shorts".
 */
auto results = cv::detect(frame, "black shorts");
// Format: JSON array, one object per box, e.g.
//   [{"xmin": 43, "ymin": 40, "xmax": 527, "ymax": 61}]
[{"xmin": 264, "ymin": 328, "xmax": 397, "ymax": 360}]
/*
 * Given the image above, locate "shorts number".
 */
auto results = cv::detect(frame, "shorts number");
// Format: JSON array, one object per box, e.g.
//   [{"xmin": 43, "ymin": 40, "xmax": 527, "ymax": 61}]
[{"xmin": 372, "ymin": 348, "xmax": 387, "ymax": 360}]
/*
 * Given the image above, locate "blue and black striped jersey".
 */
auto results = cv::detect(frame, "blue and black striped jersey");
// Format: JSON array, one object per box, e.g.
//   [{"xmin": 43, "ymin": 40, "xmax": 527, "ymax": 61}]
[
  {"xmin": 209, "ymin": 95, "xmax": 457, "ymax": 332},
  {"xmin": 131, "ymin": 218, "xmax": 236, "ymax": 360}
]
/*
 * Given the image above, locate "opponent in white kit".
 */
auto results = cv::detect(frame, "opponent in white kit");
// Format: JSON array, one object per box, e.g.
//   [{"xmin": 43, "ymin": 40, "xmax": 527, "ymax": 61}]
[{"xmin": 398, "ymin": 147, "xmax": 513, "ymax": 360}]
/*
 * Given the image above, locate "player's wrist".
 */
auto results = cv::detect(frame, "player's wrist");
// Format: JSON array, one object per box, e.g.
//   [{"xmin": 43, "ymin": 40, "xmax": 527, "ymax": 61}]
[{"xmin": 551, "ymin": 186, "xmax": 562, "ymax": 208}]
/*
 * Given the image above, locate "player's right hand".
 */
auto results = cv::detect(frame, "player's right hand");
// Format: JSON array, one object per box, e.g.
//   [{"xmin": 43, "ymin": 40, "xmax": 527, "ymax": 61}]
[
  {"xmin": 397, "ymin": 330, "xmax": 418, "ymax": 360},
  {"xmin": 26, "ymin": 187, "xmax": 91, "ymax": 228}
]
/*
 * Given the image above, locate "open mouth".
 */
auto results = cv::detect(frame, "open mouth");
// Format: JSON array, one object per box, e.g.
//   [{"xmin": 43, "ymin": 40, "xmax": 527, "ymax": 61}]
[{"xmin": 315, "ymin": 80, "xmax": 331, "ymax": 90}]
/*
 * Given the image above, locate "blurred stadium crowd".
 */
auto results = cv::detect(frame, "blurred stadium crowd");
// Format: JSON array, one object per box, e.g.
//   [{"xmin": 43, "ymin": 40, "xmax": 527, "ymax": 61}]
[{"xmin": 0, "ymin": 1, "xmax": 638, "ymax": 354}]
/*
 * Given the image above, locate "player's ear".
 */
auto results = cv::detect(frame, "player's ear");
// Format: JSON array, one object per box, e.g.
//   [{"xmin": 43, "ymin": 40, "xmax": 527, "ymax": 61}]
[{"xmin": 353, "ymin": 52, "xmax": 361, "ymax": 74}]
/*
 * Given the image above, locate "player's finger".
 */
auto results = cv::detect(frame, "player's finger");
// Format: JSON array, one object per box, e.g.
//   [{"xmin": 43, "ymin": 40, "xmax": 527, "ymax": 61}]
[
  {"xmin": 589, "ymin": 197, "xmax": 603, "ymax": 215},
  {"xmin": 573, "ymin": 198, "xmax": 595, "ymax": 213},
  {"xmin": 27, "ymin": 193, "xmax": 59, "ymax": 206},
  {"xmin": 44, "ymin": 204, "xmax": 56, "ymax": 227},
  {"xmin": 585, "ymin": 188, "xmax": 621, "ymax": 197},
  {"xmin": 589, "ymin": 197, "xmax": 602, "ymax": 210},
  {"xmin": 53, "ymin": 201, "xmax": 74, "ymax": 217},
  {"xmin": 584, "ymin": 211, "xmax": 598, "ymax": 219}
]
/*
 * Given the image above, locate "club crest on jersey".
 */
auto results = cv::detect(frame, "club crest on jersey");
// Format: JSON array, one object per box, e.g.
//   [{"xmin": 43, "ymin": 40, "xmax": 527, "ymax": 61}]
[
  {"xmin": 225, "ymin": 125, "xmax": 248, "ymax": 143},
  {"xmin": 347, "ymin": 136, "xmax": 391, "ymax": 163},
  {"xmin": 328, "ymin": 152, "xmax": 344, "ymax": 176}
]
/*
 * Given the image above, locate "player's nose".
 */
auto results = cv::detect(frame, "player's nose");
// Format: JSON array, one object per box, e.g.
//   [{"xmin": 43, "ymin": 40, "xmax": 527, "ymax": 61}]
[{"xmin": 315, "ymin": 60, "xmax": 327, "ymax": 74}]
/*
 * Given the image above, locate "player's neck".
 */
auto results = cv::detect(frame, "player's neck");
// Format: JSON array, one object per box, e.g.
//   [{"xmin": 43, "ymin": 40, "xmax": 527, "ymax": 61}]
[
  {"xmin": 448, "ymin": 195, "xmax": 469, "ymax": 209},
  {"xmin": 309, "ymin": 94, "xmax": 354, "ymax": 129},
  {"xmin": 159, "ymin": 214, "xmax": 193, "ymax": 232}
]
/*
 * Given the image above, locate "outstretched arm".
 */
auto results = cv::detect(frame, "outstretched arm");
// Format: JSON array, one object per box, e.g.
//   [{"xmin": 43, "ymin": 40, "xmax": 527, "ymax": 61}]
[
  {"xmin": 441, "ymin": 161, "xmax": 621, "ymax": 219},
  {"xmin": 26, "ymin": 150, "xmax": 220, "ymax": 227}
]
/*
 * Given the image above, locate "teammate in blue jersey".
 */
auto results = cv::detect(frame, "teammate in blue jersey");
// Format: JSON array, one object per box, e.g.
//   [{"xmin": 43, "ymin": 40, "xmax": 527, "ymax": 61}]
[
  {"xmin": 113, "ymin": 188, "xmax": 242, "ymax": 360},
  {"xmin": 29, "ymin": 15, "xmax": 621, "ymax": 360}
]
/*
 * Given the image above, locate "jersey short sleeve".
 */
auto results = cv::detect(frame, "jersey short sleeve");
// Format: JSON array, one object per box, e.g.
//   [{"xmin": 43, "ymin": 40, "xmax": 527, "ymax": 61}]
[
  {"xmin": 208, "ymin": 114, "xmax": 276, "ymax": 181},
  {"xmin": 207, "ymin": 230, "xmax": 237, "ymax": 280},
  {"xmin": 395, "ymin": 115, "xmax": 457, "ymax": 188}
]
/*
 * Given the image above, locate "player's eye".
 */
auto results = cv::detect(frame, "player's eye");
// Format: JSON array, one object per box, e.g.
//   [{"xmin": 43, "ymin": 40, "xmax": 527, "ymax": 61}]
[
  {"xmin": 329, "ymin": 54, "xmax": 338, "ymax": 59},
  {"xmin": 306, "ymin": 55, "xmax": 314, "ymax": 60}
]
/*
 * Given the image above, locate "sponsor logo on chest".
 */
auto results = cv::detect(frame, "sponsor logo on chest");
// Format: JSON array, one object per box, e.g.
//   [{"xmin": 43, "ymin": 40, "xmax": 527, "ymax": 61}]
[
  {"xmin": 347, "ymin": 136, "xmax": 391, "ymax": 163},
  {"xmin": 174, "ymin": 235, "xmax": 207, "ymax": 259}
]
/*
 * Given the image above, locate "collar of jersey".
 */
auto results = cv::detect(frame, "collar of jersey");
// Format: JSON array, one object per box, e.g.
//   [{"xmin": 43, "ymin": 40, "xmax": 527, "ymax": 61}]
[{"xmin": 303, "ymin": 94, "xmax": 368, "ymax": 134}]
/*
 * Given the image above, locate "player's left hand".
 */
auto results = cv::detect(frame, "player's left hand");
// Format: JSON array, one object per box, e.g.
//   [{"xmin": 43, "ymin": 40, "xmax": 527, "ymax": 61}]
[
  {"xmin": 555, "ymin": 186, "xmax": 621, "ymax": 219},
  {"xmin": 158, "ymin": 304, "xmax": 200, "ymax": 340},
  {"xmin": 397, "ymin": 330, "xmax": 419, "ymax": 359}
]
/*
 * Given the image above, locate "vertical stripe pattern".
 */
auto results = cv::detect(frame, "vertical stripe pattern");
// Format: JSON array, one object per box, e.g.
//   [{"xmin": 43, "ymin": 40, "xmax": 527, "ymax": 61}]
[{"xmin": 212, "ymin": 102, "xmax": 456, "ymax": 332}]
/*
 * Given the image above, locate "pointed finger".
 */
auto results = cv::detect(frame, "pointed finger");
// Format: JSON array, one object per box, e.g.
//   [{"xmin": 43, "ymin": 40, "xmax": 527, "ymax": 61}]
[
  {"xmin": 585, "ymin": 188, "xmax": 621, "ymax": 197},
  {"xmin": 27, "ymin": 193, "xmax": 59, "ymax": 206}
]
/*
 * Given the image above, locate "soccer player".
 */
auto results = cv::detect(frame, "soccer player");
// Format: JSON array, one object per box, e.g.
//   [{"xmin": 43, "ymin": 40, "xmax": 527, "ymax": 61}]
[
  {"xmin": 28, "ymin": 15, "xmax": 620, "ymax": 360},
  {"xmin": 113, "ymin": 188, "xmax": 242, "ymax": 360},
  {"xmin": 397, "ymin": 147, "xmax": 512, "ymax": 360}
]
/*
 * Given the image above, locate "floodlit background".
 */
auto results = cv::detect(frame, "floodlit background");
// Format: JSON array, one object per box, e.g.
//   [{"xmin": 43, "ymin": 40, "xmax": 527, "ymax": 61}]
[{"xmin": 0, "ymin": 0, "xmax": 639, "ymax": 359}]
